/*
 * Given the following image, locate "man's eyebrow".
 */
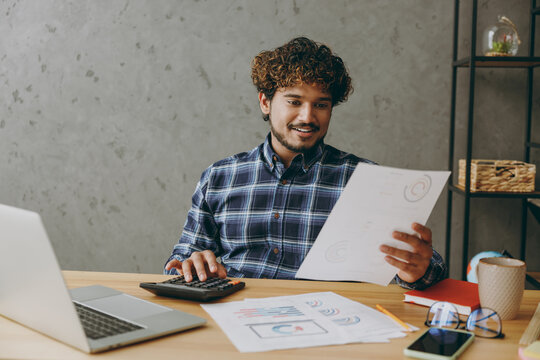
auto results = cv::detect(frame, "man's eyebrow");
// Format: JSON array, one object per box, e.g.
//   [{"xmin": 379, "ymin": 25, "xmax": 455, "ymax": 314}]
[{"xmin": 283, "ymin": 94, "xmax": 332, "ymax": 102}]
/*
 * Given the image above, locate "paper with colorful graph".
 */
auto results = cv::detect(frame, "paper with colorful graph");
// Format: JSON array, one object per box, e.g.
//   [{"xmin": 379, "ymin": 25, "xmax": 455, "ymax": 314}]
[{"xmin": 201, "ymin": 292, "xmax": 417, "ymax": 352}]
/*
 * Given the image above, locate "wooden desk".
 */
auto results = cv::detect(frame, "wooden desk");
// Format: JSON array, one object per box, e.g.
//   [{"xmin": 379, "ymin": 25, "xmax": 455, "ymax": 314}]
[{"xmin": 1, "ymin": 271, "xmax": 539, "ymax": 360}]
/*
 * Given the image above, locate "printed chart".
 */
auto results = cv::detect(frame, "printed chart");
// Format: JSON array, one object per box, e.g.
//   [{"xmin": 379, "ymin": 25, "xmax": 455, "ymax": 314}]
[
  {"xmin": 296, "ymin": 164, "xmax": 450, "ymax": 285},
  {"xmin": 202, "ymin": 291, "xmax": 416, "ymax": 352},
  {"xmin": 324, "ymin": 241, "xmax": 348, "ymax": 263},
  {"xmin": 249, "ymin": 320, "xmax": 327, "ymax": 339},
  {"xmin": 404, "ymin": 175, "xmax": 432, "ymax": 202},
  {"xmin": 235, "ymin": 306, "xmax": 303, "ymax": 318}
]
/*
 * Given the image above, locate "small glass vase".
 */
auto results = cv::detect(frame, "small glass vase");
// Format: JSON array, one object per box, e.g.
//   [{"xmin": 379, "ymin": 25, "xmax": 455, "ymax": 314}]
[{"xmin": 482, "ymin": 16, "xmax": 520, "ymax": 56}]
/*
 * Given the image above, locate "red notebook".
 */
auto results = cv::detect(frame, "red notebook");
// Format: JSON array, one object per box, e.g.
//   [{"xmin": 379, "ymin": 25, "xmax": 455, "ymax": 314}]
[{"xmin": 403, "ymin": 278, "xmax": 480, "ymax": 315}]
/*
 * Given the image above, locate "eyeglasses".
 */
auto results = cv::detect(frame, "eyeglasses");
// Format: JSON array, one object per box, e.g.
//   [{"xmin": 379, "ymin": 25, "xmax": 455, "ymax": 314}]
[{"xmin": 425, "ymin": 301, "xmax": 505, "ymax": 339}]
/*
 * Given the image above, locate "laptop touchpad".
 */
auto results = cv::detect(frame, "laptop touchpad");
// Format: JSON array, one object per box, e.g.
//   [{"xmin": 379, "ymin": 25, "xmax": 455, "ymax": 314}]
[{"xmin": 84, "ymin": 294, "xmax": 171, "ymax": 320}]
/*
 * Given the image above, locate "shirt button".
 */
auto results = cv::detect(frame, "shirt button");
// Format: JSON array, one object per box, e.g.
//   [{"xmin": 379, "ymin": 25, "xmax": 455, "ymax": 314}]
[
  {"xmin": 273, "ymin": 248, "xmax": 279, "ymax": 254},
  {"xmin": 273, "ymin": 156, "xmax": 277, "ymax": 162},
  {"xmin": 281, "ymin": 179, "xmax": 287, "ymax": 185},
  {"xmin": 274, "ymin": 212, "xmax": 280, "ymax": 219}
]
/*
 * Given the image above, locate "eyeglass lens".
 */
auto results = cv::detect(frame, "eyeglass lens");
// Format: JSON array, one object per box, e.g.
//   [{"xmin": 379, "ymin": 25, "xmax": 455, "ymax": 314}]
[
  {"xmin": 466, "ymin": 308, "xmax": 502, "ymax": 338},
  {"xmin": 427, "ymin": 302, "xmax": 460, "ymax": 329},
  {"xmin": 428, "ymin": 302, "xmax": 502, "ymax": 338}
]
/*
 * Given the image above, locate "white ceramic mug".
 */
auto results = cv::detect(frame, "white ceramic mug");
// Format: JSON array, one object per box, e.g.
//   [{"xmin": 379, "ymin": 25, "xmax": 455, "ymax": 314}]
[{"xmin": 477, "ymin": 257, "xmax": 526, "ymax": 320}]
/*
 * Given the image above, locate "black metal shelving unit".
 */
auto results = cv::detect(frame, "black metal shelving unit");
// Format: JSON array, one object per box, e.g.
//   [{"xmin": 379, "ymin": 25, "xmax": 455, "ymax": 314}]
[{"xmin": 446, "ymin": 0, "xmax": 539, "ymax": 280}]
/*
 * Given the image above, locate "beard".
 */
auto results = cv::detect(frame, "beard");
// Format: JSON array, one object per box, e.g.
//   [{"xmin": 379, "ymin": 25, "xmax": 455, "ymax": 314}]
[{"xmin": 268, "ymin": 116, "xmax": 324, "ymax": 154}]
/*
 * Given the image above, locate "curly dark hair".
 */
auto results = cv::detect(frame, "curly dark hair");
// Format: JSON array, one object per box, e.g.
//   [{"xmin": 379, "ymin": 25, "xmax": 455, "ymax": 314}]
[{"xmin": 251, "ymin": 37, "xmax": 353, "ymax": 119}]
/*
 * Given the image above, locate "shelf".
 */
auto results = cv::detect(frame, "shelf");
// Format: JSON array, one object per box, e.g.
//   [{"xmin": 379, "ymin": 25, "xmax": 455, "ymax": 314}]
[
  {"xmin": 529, "ymin": 199, "xmax": 540, "ymax": 223},
  {"xmin": 453, "ymin": 56, "xmax": 540, "ymax": 68},
  {"xmin": 447, "ymin": 0, "xmax": 538, "ymax": 279},
  {"xmin": 449, "ymin": 184, "xmax": 540, "ymax": 198}
]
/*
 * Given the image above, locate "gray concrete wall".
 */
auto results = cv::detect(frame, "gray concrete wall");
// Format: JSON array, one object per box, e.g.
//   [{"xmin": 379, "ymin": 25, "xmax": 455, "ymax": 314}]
[{"xmin": 1, "ymin": 0, "xmax": 538, "ymax": 278}]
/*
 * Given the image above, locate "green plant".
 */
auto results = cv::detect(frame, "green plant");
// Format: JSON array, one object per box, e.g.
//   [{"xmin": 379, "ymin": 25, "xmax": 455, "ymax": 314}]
[{"xmin": 491, "ymin": 40, "xmax": 512, "ymax": 54}]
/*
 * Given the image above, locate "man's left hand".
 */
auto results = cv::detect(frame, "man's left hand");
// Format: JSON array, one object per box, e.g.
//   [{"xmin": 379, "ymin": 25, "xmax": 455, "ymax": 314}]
[{"xmin": 379, "ymin": 222, "xmax": 433, "ymax": 283}]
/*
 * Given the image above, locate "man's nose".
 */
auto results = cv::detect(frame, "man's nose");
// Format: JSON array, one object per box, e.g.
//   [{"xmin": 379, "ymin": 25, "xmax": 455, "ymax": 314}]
[{"xmin": 298, "ymin": 104, "xmax": 315, "ymax": 122}]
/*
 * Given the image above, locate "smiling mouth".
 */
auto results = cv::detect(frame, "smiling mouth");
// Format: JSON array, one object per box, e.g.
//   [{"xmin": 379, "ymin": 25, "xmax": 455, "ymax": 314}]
[{"xmin": 290, "ymin": 125, "xmax": 319, "ymax": 133}]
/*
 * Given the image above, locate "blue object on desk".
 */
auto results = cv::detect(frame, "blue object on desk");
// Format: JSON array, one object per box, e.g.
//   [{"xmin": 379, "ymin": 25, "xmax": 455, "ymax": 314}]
[{"xmin": 466, "ymin": 251, "xmax": 503, "ymax": 283}]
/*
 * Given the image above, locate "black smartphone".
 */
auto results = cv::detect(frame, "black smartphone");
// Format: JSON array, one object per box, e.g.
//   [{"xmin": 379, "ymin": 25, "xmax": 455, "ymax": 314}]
[{"xmin": 403, "ymin": 328, "xmax": 475, "ymax": 360}]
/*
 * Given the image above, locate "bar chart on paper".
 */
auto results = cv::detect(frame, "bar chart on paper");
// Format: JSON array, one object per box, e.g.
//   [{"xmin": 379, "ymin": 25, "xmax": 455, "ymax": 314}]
[{"xmin": 201, "ymin": 292, "xmax": 418, "ymax": 352}]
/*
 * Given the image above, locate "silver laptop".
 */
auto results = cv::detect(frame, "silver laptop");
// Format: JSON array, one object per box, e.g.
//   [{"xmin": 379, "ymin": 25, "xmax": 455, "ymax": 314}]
[{"xmin": 0, "ymin": 204, "xmax": 206, "ymax": 353}]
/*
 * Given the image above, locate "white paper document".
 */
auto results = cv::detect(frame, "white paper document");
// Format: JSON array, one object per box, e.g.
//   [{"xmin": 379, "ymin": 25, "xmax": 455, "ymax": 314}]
[
  {"xmin": 295, "ymin": 164, "xmax": 450, "ymax": 286},
  {"xmin": 201, "ymin": 292, "xmax": 416, "ymax": 352}
]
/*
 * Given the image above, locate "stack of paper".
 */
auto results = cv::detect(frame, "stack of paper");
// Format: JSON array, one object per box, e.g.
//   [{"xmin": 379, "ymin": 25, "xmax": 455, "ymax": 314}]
[
  {"xmin": 522, "ymin": 341, "xmax": 540, "ymax": 359},
  {"xmin": 202, "ymin": 292, "xmax": 417, "ymax": 352}
]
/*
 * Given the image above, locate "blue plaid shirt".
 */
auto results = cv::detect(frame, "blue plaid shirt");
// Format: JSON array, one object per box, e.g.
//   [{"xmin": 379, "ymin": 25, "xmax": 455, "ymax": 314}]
[{"xmin": 165, "ymin": 134, "xmax": 447, "ymax": 289}]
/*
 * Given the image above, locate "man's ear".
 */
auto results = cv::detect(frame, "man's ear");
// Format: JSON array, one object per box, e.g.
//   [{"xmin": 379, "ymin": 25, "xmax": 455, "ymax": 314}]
[{"xmin": 258, "ymin": 92, "xmax": 271, "ymax": 115}]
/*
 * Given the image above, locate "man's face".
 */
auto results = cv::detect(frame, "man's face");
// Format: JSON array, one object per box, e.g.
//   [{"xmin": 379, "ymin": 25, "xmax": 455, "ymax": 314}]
[{"xmin": 259, "ymin": 83, "xmax": 333, "ymax": 161}]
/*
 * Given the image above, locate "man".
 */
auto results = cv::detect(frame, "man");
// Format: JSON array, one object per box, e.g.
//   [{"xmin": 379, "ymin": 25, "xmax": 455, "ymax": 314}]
[{"xmin": 165, "ymin": 37, "xmax": 447, "ymax": 289}]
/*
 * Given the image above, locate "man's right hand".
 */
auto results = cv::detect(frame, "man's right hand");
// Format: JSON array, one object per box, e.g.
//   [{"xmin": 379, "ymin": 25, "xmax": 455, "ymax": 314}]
[{"xmin": 164, "ymin": 250, "xmax": 227, "ymax": 282}]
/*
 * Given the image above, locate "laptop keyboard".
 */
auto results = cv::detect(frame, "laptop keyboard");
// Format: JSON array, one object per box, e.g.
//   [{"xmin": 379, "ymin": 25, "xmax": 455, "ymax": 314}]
[{"xmin": 74, "ymin": 302, "xmax": 144, "ymax": 340}]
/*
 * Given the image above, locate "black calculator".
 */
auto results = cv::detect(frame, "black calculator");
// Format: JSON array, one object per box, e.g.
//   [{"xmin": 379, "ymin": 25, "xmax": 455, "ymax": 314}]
[{"xmin": 139, "ymin": 276, "xmax": 246, "ymax": 301}]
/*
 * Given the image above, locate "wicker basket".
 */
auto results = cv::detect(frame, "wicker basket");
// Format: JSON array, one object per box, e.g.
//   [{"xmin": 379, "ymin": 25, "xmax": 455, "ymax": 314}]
[{"xmin": 458, "ymin": 159, "xmax": 536, "ymax": 192}]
